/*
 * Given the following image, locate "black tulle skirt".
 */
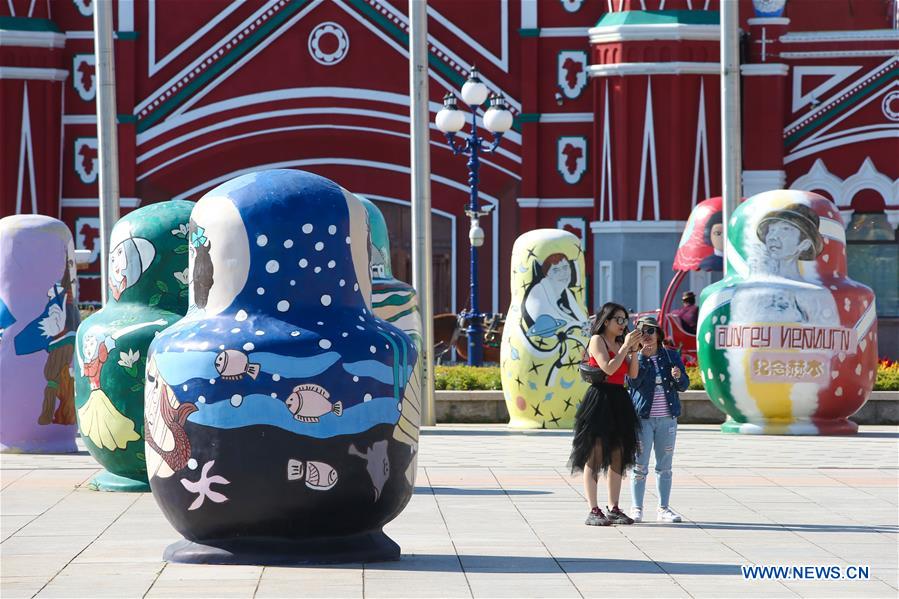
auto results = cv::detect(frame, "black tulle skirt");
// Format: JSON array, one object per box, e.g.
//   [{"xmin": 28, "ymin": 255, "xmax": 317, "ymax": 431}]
[{"xmin": 568, "ymin": 383, "xmax": 640, "ymax": 475}]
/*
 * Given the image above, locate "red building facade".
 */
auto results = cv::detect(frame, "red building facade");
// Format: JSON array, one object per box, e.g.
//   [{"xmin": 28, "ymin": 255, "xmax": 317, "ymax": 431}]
[{"xmin": 2, "ymin": 0, "xmax": 897, "ymax": 349}]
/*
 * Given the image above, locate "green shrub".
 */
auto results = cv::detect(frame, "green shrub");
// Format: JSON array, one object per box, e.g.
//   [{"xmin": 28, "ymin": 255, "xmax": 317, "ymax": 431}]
[
  {"xmin": 876, "ymin": 361, "xmax": 899, "ymax": 391},
  {"xmin": 433, "ymin": 363, "xmax": 899, "ymax": 392},
  {"xmin": 434, "ymin": 365, "xmax": 502, "ymax": 391},
  {"xmin": 685, "ymin": 366, "xmax": 704, "ymax": 390}
]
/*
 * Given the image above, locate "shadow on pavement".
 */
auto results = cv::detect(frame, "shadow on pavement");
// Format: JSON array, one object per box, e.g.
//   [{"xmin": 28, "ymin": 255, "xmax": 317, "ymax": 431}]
[
  {"xmin": 694, "ymin": 521, "xmax": 898, "ymax": 534},
  {"xmin": 361, "ymin": 554, "xmax": 741, "ymax": 575},
  {"xmin": 415, "ymin": 486, "xmax": 551, "ymax": 496},
  {"xmin": 852, "ymin": 431, "xmax": 899, "ymax": 439},
  {"xmin": 421, "ymin": 428, "xmax": 572, "ymax": 437}
]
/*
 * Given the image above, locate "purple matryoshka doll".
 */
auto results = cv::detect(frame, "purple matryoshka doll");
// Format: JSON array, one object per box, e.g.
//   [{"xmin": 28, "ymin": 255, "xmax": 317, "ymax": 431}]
[
  {"xmin": 145, "ymin": 169, "xmax": 418, "ymax": 564},
  {"xmin": 0, "ymin": 215, "xmax": 80, "ymax": 453}
]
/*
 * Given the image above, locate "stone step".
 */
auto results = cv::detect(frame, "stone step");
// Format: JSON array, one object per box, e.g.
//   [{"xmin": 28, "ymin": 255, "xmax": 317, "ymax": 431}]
[{"xmin": 435, "ymin": 390, "xmax": 899, "ymax": 425}]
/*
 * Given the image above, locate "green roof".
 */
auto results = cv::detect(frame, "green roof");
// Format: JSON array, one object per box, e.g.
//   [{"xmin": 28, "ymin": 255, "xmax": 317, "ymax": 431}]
[
  {"xmin": 0, "ymin": 16, "xmax": 61, "ymax": 32},
  {"xmin": 595, "ymin": 10, "xmax": 719, "ymax": 27}
]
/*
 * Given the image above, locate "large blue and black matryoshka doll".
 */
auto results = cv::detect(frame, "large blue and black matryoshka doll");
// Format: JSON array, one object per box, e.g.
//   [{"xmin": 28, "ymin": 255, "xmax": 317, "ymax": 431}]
[{"xmin": 145, "ymin": 169, "xmax": 418, "ymax": 564}]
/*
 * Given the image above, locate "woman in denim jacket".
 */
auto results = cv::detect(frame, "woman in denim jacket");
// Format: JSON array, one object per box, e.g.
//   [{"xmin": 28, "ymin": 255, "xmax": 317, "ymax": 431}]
[{"xmin": 626, "ymin": 316, "xmax": 690, "ymax": 523}]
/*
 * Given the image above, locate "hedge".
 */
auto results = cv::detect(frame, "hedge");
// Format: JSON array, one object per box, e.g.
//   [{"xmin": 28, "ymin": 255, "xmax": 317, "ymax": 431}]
[
  {"xmin": 434, "ymin": 365, "xmax": 502, "ymax": 391},
  {"xmin": 436, "ymin": 362, "xmax": 899, "ymax": 391}
]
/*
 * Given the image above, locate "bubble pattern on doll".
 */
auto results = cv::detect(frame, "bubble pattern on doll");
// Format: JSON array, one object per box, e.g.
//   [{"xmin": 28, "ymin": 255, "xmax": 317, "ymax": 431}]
[{"xmin": 146, "ymin": 170, "xmax": 418, "ymax": 550}]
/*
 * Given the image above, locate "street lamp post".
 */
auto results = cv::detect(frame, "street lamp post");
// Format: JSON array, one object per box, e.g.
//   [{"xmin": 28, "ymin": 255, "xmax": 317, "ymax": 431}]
[{"xmin": 435, "ymin": 67, "xmax": 513, "ymax": 366}]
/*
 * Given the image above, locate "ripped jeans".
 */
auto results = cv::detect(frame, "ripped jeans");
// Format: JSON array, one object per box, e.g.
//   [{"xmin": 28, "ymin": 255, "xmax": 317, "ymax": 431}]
[{"xmin": 631, "ymin": 416, "xmax": 677, "ymax": 509}]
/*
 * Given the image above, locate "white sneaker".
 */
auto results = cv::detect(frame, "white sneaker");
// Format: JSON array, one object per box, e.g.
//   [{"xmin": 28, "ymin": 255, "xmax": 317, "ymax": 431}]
[
  {"xmin": 632, "ymin": 507, "xmax": 643, "ymax": 523},
  {"xmin": 657, "ymin": 507, "xmax": 682, "ymax": 522}
]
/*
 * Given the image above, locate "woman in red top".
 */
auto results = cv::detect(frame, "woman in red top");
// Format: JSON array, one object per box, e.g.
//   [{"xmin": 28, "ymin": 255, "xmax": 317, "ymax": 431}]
[{"xmin": 568, "ymin": 302, "xmax": 642, "ymax": 526}]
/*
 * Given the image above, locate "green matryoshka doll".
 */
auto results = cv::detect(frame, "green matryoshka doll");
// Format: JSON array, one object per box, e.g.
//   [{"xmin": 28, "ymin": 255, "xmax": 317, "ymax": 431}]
[
  {"xmin": 75, "ymin": 201, "xmax": 193, "ymax": 490},
  {"xmin": 359, "ymin": 197, "xmax": 422, "ymax": 464}
]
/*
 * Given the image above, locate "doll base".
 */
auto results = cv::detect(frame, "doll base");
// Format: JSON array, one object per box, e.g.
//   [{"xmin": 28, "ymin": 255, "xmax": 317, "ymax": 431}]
[
  {"xmin": 721, "ymin": 417, "xmax": 858, "ymax": 436},
  {"xmin": 88, "ymin": 470, "xmax": 151, "ymax": 492},
  {"xmin": 164, "ymin": 530, "xmax": 401, "ymax": 565}
]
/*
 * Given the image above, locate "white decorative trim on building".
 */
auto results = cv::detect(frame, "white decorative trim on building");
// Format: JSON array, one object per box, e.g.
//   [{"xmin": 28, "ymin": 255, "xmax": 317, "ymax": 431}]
[
  {"xmin": 691, "ymin": 79, "xmax": 710, "ymax": 208},
  {"xmin": 780, "ymin": 29, "xmax": 899, "ymax": 44},
  {"xmin": 747, "ymin": 17, "xmax": 790, "ymax": 26},
  {"xmin": 0, "ymin": 67, "xmax": 69, "ymax": 81},
  {"xmin": 0, "ymin": 29, "xmax": 66, "ymax": 48},
  {"xmin": 791, "ymin": 65, "xmax": 861, "ymax": 113},
  {"xmin": 61, "ymin": 198, "xmax": 143, "ymax": 208},
  {"xmin": 741, "ymin": 63, "xmax": 789, "ymax": 76},
  {"xmin": 538, "ymin": 27, "xmax": 589, "ymax": 38},
  {"xmin": 520, "ymin": 0, "xmax": 537, "ymax": 30},
  {"xmin": 742, "ymin": 170, "xmax": 786, "ymax": 196},
  {"xmin": 588, "ymin": 62, "xmax": 719, "ymax": 77},
  {"xmin": 588, "ymin": 24, "xmax": 719, "ymax": 44},
  {"xmin": 538, "ymin": 113, "xmax": 593, "ymax": 123},
  {"xmin": 599, "ymin": 80, "xmax": 614, "ymax": 221},
  {"xmin": 636, "ymin": 260, "xmax": 661, "ymax": 313},
  {"xmin": 16, "ymin": 85, "xmax": 37, "ymax": 215},
  {"xmin": 790, "ymin": 158, "xmax": 897, "ymax": 208},
  {"xmin": 781, "ymin": 50, "xmax": 899, "ymax": 60},
  {"xmin": 885, "ymin": 209, "xmax": 899, "ymax": 231},
  {"xmin": 839, "ymin": 209, "xmax": 855, "ymax": 226},
  {"xmin": 637, "ymin": 79, "xmax": 659, "ymax": 221},
  {"xmin": 62, "ymin": 115, "xmax": 98, "ymax": 125},
  {"xmin": 598, "ymin": 261, "xmax": 614, "ymax": 307},
  {"xmin": 517, "ymin": 198, "xmax": 594, "ymax": 208},
  {"xmin": 590, "ymin": 220, "xmax": 686, "ymax": 234}
]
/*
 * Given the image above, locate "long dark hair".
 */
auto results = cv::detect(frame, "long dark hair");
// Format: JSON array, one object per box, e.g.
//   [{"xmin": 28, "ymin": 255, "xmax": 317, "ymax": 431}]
[
  {"xmin": 589, "ymin": 302, "xmax": 628, "ymax": 343},
  {"xmin": 189, "ymin": 219, "xmax": 214, "ymax": 309}
]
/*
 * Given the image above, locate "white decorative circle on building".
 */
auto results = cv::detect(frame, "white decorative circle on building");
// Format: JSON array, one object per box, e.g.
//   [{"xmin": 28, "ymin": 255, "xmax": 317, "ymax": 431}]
[
  {"xmin": 308, "ymin": 22, "xmax": 350, "ymax": 66},
  {"xmin": 560, "ymin": 0, "xmax": 584, "ymax": 12},
  {"xmin": 882, "ymin": 91, "xmax": 899, "ymax": 122},
  {"xmin": 752, "ymin": 0, "xmax": 787, "ymax": 17}
]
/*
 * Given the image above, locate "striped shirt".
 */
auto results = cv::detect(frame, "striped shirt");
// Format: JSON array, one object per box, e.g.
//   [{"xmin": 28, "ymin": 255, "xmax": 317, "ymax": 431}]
[{"xmin": 648, "ymin": 354, "xmax": 671, "ymax": 417}]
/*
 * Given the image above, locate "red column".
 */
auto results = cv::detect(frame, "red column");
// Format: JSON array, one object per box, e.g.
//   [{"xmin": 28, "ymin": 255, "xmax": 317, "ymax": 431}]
[
  {"xmin": 0, "ymin": 17, "xmax": 67, "ymax": 217},
  {"xmin": 741, "ymin": 17, "xmax": 790, "ymax": 196}
]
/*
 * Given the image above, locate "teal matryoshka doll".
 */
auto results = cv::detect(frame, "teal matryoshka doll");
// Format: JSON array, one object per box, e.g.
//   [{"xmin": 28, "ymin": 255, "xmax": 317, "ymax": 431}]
[
  {"xmin": 74, "ymin": 201, "xmax": 193, "ymax": 490},
  {"xmin": 359, "ymin": 196, "xmax": 422, "ymax": 456},
  {"xmin": 145, "ymin": 169, "xmax": 418, "ymax": 564}
]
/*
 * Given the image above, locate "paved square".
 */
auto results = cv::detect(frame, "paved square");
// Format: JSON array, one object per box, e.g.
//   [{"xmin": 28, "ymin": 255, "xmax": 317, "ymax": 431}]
[{"xmin": 2, "ymin": 425, "xmax": 897, "ymax": 598}]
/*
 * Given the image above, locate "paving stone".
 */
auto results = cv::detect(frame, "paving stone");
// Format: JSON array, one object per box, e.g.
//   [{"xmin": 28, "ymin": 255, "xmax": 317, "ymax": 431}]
[{"xmin": 0, "ymin": 425, "xmax": 895, "ymax": 598}]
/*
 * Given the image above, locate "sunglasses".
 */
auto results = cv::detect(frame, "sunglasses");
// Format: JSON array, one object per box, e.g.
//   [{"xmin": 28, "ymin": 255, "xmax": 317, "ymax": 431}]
[
  {"xmin": 641, "ymin": 326, "xmax": 659, "ymax": 335},
  {"xmin": 608, "ymin": 316, "xmax": 628, "ymax": 325}
]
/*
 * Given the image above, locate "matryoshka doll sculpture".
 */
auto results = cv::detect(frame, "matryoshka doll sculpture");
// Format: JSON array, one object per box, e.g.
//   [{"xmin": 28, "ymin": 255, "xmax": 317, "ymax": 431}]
[
  {"xmin": 697, "ymin": 190, "xmax": 878, "ymax": 435},
  {"xmin": 0, "ymin": 215, "xmax": 79, "ymax": 453},
  {"xmin": 359, "ymin": 197, "xmax": 422, "ymax": 457},
  {"xmin": 74, "ymin": 201, "xmax": 193, "ymax": 491},
  {"xmin": 145, "ymin": 169, "xmax": 418, "ymax": 564},
  {"xmin": 500, "ymin": 229, "xmax": 590, "ymax": 429}
]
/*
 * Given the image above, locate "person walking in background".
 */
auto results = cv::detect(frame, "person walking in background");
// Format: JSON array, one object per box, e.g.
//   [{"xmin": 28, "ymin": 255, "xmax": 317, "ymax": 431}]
[
  {"xmin": 627, "ymin": 316, "xmax": 690, "ymax": 523},
  {"xmin": 569, "ymin": 302, "xmax": 642, "ymax": 526},
  {"xmin": 670, "ymin": 291, "xmax": 698, "ymax": 334}
]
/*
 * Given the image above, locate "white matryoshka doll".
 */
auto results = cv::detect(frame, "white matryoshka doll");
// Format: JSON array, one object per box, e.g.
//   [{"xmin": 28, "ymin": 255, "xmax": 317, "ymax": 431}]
[{"xmin": 697, "ymin": 190, "xmax": 878, "ymax": 435}]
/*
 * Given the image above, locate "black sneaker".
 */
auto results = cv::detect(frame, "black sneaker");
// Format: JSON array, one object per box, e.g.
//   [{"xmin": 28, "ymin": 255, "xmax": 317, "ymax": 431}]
[
  {"xmin": 606, "ymin": 506, "xmax": 635, "ymax": 525},
  {"xmin": 585, "ymin": 507, "xmax": 611, "ymax": 526}
]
